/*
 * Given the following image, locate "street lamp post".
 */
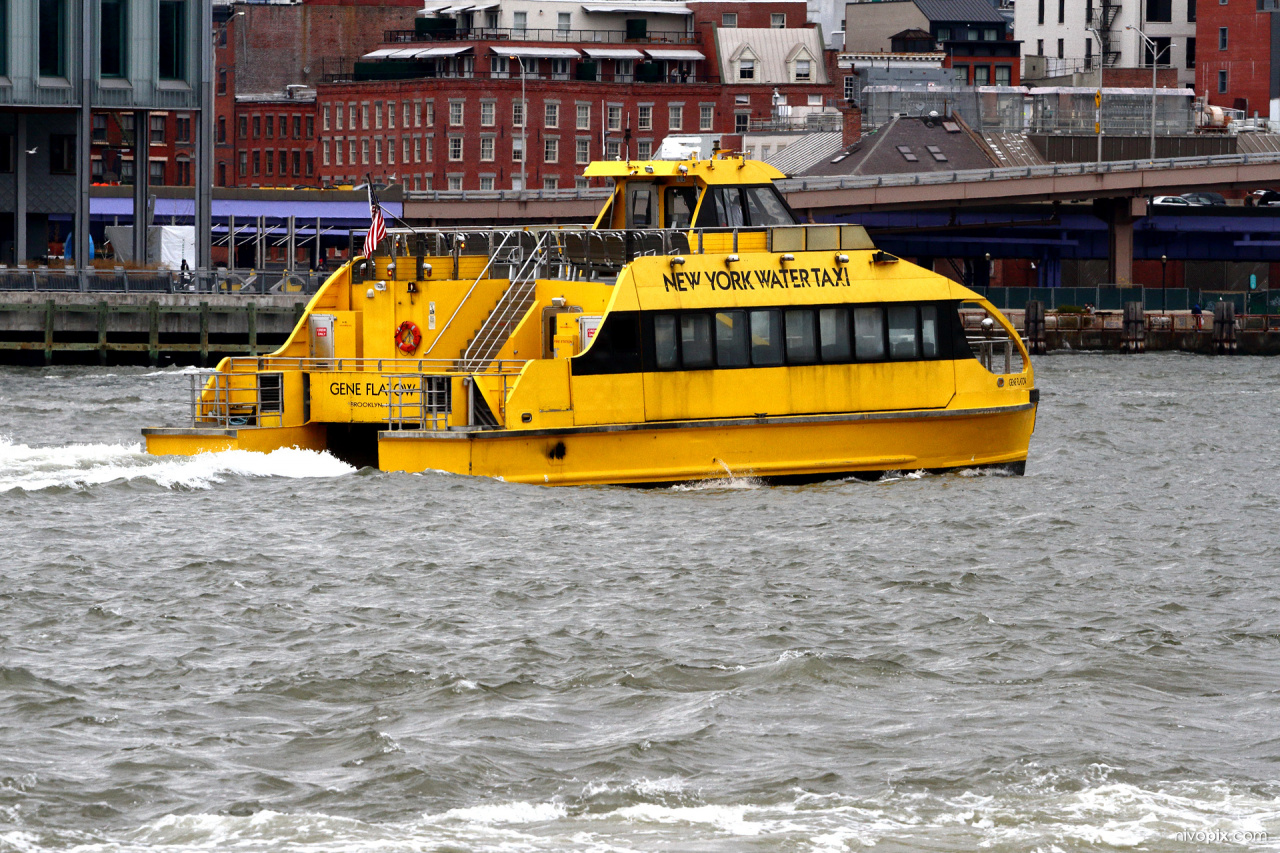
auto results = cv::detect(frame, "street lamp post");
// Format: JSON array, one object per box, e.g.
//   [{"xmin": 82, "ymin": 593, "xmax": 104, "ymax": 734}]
[
  {"xmin": 510, "ymin": 54, "xmax": 527, "ymax": 194},
  {"xmin": 1087, "ymin": 27, "xmax": 1103, "ymax": 163},
  {"xmin": 1126, "ymin": 26, "xmax": 1162, "ymax": 163}
]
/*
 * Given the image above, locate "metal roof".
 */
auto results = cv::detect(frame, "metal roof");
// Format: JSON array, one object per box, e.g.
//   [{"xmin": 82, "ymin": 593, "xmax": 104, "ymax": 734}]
[
  {"xmin": 909, "ymin": 0, "xmax": 1007, "ymax": 24},
  {"xmin": 714, "ymin": 28, "xmax": 829, "ymax": 85},
  {"xmin": 763, "ymin": 132, "xmax": 845, "ymax": 175}
]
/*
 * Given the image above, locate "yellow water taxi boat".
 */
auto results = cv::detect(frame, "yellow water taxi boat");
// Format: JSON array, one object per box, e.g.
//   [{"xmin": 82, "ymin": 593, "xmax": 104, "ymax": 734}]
[{"xmin": 143, "ymin": 155, "xmax": 1037, "ymax": 485}]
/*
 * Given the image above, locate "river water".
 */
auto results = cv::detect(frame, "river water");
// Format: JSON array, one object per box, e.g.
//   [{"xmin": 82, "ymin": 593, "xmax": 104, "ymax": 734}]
[{"xmin": 1, "ymin": 353, "xmax": 1279, "ymax": 852}]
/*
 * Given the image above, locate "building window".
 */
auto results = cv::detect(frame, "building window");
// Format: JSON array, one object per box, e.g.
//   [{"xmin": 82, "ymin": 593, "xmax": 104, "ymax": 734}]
[
  {"xmin": 348, "ymin": 139, "xmax": 355, "ymax": 164},
  {"xmin": 1219, "ymin": 69, "xmax": 1228, "ymax": 91},
  {"xmin": 771, "ymin": 12, "xmax": 785, "ymax": 27},
  {"xmin": 606, "ymin": 140, "xmax": 620, "ymax": 159},
  {"xmin": 481, "ymin": 101, "xmax": 495, "ymax": 126},
  {"xmin": 512, "ymin": 136, "xmax": 523, "ymax": 162},
  {"xmin": 700, "ymin": 104, "xmax": 714, "ymax": 130},
  {"xmin": 491, "ymin": 56, "xmax": 508, "ymax": 79},
  {"xmin": 149, "ymin": 160, "xmax": 165, "ymax": 185},
  {"xmin": 1037, "ymin": 0, "xmax": 1045, "ymax": 23},
  {"xmin": 638, "ymin": 105, "xmax": 652, "ymax": 130},
  {"xmin": 735, "ymin": 112, "xmax": 749, "ymax": 133},
  {"xmin": 480, "ymin": 175, "xmax": 495, "ymax": 190},
  {"xmin": 322, "ymin": 139, "xmax": 330, "ymax": 166},
  {"xmin": 39, "ymin": 0, "xmax": 67, "ymax": 77},
  {"xmin": 545, "ymin": 103, "xmax": 559, "ymax": 128},
  {"xmin": 265, "ymin": 149, "xmax": 273, "ymax": 175},
  {"xmin": 937, "ymin": 26, "xmax": 951, "ymax": 40},
  {"xmin": 413, "ymin": 101, "xmax": 421, "ymax": 126},
  {"xmin": 1187, "ymin": 37, "xmax": 1196, "ymax": 68},
  {"xmin": 374, "ymin": 102, "xmax": 383, "ymax": 129},
  {"xmin": 1058, "ymin": 0, "xmax": 1065, "ymax": 22},
  {"xmin": 412, "ymin": 137, "xmax": 420, "ymax": 162},
  {"xmin": 795, "ymin": 59, "xmax": 811, "ymax": 81},
  {"xmin": 607, "ymin": 105, "xmax": 621, "ymax": 130},
  {"xmin": 425, "ymin": 136, "xmax": 432, "ymax": 161},
  {"xmin": 513, "ymin": 10, "xmax": 526, "ymax": 36},
  {"xmin": 615, "ymin": 59, "xmax": 634, "ymax": 81},
  {"xmin": 0, "ymin": 0, "xmax": 8, "ymax": 75},
  {"xmin": 513, "ymin": 99, "xmax": 524, "ymax": 127},
  {"xmin": 217, "ymin": 116, "xmax": 226, "ymax": 143},
  {"xmin": 374, "ymin": 137, "xmax": 382, "ymax": 164},
  {"xmin": 448, "ymin": 175, "xmax": 462, "ymax": 190},
  {"xmin": 984, "ymin": 27, "xmax": 997, "ymax": 40},
  {"xmin": 305, "ymin": 151, "xmax": 313, "ymax": 176},
  {"xmin": 403, "ymin": 136, "xmax": 410, "ymax": 162},
  {"xmin": 239, "ymin": 116, "xmax": 248, "ymax": 139},
  {"xmin": 721, "ymin": 12, "xmax": 736, "ymax": 26},
  {"xmin": 1189, "ymin": 0, "xmax": 1196, "ymax": 19},
  {"xmin": 545, "ymin": 137, "xmax": 558, "ymax": 163},
  {"xmin": 449, "ymin": 101, "xmax": 463, "ymax": 126},
  {"xmin": 995, "ymin": 64, "xmax": 1011, "ymax": 85},
  {"xmin": 101, "ymin": 0, "xmax": 127, "ymax": 77},
  {"xmin": 480, "ymin": 136, "xmax": 494, "ymax": 160},
  {"xmin": 1057, "ymin": 38, "xmax": 1064, "ymax": 59},
  {"xmin": 557, "ymin": 11, "xmax": 570, "ymax": 30},
  {"xmin": 292, "ymin": 149, "xmax": 300, "ymax": 176},
  {"xmin": 265, "ymin": 114, "xmax": 273, "ymax": 139},
  {"xmin": 176, "ymin": 115, "xmax": 191, "ymax": 142},
  {"xmin": 1036, "ymin": 38, "xmax": 1044, "ymax": 55},
  {"xmin": 158, "ymin": 0, "xmax": 187, "ymax": 80},
  {"xmin": 974, "ymin": 65, "xmax": 990, "ymax": 84},
  {"xmin": 449, "ymin": 136, "xmax": 463, "ymax": 160},
  {"xmin": 149, "ymin": 114, "xmax": 165, "ymax": 144},
  {"xmin": 305, "ymin": 115, "xmax": 313, "ymax": 138},
  {"xmin": 551, "ymin": 58, "xmax": 570, "ymax": 80},
  {"xmin": 49, "ymin": 134, "xmax": 75, "ymax": 173},
  {"xmin": 361, "ymin": 139, "xmax": 369, "ymax": 164},
  {"xmin": 1219, "ymin": 27, "xmax": 1227, "ymax": 49},
  {"xmin": 1144, "ymin": 36, "xmax": 1171, "ymax": 66},
  {"xmin": 1148, "ymin": 0, "xmax": 1172, "ymax": 19},
  {"xmin": 92, "ymin": 113, "xmax": 107, "ymax": 141},
  {"xmin": 577, "ymin": 104, "xmax": 590, "ymax": 129},
  {"xmin": 576, "ymin": 138, "xmax": 590, "ymax": 164},
  {"xmin": 425, "ymin": 102, "xmax": 434, "ymax": 125},
  {"xmin": 637, "ymin": 140, "xmax": 651, "ymax": 159},
  {"xmin": 669, "ymin": 104, "xmax": 682, "ymax": 131},
  {"xmin": 739, "ymin": 58, "xmax": 754, "ymax": 80},
  {"xmin": 544, "ymin": 176, "xmax": 558, "ymax": 190}
]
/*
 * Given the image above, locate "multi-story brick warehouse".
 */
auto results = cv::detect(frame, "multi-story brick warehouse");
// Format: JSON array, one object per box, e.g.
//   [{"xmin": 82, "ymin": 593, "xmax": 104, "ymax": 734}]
[
  {"xmin": 217, "ymin": 0, "xmax": 837, "ymax": 191},
  {"xmin": 1195, "ymin": 0, "xmax": 1278, "ymax": 116}
]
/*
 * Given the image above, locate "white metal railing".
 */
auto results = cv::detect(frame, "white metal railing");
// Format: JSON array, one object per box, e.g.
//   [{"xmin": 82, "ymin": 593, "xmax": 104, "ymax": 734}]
[{"xmin": 776, "ymin": 150, "xmax": 1280, "ymax": 194}]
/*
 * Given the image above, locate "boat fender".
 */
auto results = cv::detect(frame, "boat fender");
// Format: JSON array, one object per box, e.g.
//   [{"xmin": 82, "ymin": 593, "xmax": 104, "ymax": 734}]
[{"xmin": 395, "ymin": 320, "xmax": 422, "ymax": 354}]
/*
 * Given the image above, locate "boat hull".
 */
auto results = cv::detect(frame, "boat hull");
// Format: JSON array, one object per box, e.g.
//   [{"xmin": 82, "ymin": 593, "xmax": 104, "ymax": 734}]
[{"xmin": 377, "ymin": 403, "xmax": 1037, "ymax": 486}]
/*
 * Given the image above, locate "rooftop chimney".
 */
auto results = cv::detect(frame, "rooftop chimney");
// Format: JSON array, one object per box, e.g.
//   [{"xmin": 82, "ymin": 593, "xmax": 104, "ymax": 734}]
[{"xmin": 842, "ymin": 104, "xmax": 862, "ymax": 149}]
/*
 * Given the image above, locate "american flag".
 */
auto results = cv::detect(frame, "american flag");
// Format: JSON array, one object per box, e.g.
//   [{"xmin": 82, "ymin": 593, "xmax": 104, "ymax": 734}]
[{"xmin": 363, "ymin": 183, "xmax": 387, "ymax": 259}]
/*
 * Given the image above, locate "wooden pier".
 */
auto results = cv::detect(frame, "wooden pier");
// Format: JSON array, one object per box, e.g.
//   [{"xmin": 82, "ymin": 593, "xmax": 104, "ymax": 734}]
[{"xmin": 0, "ymin": 293, "xmax": 308, "ymax": 366}]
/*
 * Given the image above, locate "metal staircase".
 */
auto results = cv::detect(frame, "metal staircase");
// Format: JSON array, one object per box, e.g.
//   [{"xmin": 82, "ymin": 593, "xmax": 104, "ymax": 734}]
[{"xmin": 457, "ymin": 230, "xmax": 564, "ymax": 372}]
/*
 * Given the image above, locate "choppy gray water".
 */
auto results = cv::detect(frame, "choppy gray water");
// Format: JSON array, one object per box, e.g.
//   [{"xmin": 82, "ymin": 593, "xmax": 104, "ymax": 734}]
[{"xmin": 2, "ymin": 354, "xmax": 1280, "ymax": 852}]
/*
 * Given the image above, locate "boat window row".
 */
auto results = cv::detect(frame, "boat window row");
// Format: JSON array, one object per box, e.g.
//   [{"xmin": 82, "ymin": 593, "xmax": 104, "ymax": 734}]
[{"xmin": 572, "ymin": 302, "xmax": 973, "ymax": 376}]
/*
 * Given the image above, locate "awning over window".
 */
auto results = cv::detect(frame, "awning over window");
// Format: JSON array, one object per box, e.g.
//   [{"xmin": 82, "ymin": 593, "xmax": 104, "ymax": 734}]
[
  {"xmin": 644, "ymin": 48, "xmax": 705, "ymax": 60},
  {"xmin": 360, "ymin": 45, "xmax": 473, "ymax": 60},
  {"xmin": 581, "ymin": 4, "xmax": 691, "ymax": 13},
  {"xmin": 361, "ymin": 48, "xmax": 401, "ymax": 59},
  {"xmin": 495, "ymin": 46, "xmax": 583, "ymax": 58},
  {"xmin": 584, "ymin": 48, "xmax": 646, "ymax": 59}
]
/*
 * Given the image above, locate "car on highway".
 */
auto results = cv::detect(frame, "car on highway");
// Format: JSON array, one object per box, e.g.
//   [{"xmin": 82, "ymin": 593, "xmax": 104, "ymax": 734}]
[
  {"xmin": 1152, "ymin": 195, "xmax": 1195, "ymax": 208},
  {"xmin": 1180, "ymin": 192, "xmax": 1227, "ymax": 206},
  {"xmin": 1249, "ymin": 189, "xmax": 1280, "ymax": 207}
]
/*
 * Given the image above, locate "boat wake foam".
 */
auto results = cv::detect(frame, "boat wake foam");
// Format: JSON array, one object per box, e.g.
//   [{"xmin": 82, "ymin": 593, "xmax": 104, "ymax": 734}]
[{"xmin": 0, "ymin": 439, "xmax": 354, "ymax": 493}]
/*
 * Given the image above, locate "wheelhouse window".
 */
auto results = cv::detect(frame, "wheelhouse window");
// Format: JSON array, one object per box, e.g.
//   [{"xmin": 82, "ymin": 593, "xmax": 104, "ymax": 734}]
[{"xmin": 694, "ymin": 185, "xmax": 797, "ymax": 228}]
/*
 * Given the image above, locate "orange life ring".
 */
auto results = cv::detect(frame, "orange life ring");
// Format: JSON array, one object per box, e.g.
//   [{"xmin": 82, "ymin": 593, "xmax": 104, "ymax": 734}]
[{"xmin": 395, "ymin": 320, "xmax": 422, "ymax": 354}]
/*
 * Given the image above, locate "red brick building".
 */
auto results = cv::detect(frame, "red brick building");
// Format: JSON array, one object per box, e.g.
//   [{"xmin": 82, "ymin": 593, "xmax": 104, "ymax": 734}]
[
  {"xmin": 1196, "ymin": 0, "xmax": 1278, "ymax": 116},
  {"xmin": 300, "ymin": 0, "xmax": 835, "ymax": 191},
  {"xmin": 89, "ymin": 111, "xmax": 197, "ymax": 188}
]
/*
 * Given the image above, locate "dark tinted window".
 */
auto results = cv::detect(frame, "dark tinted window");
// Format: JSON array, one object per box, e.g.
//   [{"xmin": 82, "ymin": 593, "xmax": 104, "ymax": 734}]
[
  {"xmin": 743, "ymin": 186, "xmax": 796, "ymax": 226},
  {"xmin": 785, "ymin": 309, "xmax": 817, "ymax": 363},
  {"xmin": 573, "ymin": 311, "xmax": 642, "ymax": 375},
  {"xmin": 654, "ymin": 315, "xmax": 678, "ymax": 369},
  {"xmin": 920, "ymin": 306, "xmax": 939, "ymax": 358},
  {"xmin": 714, "ymin": 311, "xmax": 749, "ymax": 367},
  {"xmin": 819, "ymin": 308, "xmax": 851, "ymax": 361},
  {"xmin": 749, "ymin": 310, "xmax": 783, "ymax": 366},
  {"xmin": 887, "ymin": 305, "xmax": 919, "ymax": 359},
  {"xmin": 680, "ymin": 314, "xmax": 713, "ymax": 368},
  {"xmin": 854, "ymin": 306, "xmax": 885, "ymax": 360}
]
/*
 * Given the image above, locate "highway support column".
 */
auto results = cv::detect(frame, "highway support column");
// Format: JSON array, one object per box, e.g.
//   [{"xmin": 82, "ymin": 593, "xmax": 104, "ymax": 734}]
[{"xmin": 1094, "ymin": 197, "xmax": 1146, "ymax": 286}]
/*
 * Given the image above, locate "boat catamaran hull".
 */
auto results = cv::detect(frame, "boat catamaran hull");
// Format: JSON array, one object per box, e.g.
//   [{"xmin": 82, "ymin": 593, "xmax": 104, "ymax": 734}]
[{"xmin": 143, "ymin": 157, "xmax": 1036, "ymax": 485}]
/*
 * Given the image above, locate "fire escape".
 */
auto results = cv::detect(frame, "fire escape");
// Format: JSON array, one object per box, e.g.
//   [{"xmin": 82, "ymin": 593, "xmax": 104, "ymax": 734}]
[{"xmin": 1088, "ymin": 0, "xmax": 1123, "ymax": 67}]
